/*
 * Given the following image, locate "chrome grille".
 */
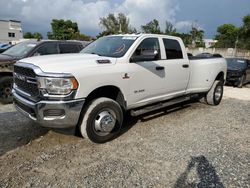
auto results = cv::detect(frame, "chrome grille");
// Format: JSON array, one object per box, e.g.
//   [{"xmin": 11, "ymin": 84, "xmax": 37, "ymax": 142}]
[{"xmin": 13, "ymin": 65, "xmax": 39, "ymax": 97}]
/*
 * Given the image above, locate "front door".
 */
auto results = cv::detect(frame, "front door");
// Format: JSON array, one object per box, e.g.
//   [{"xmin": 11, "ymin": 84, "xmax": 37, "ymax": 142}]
[{"xmin": 127, "ymin": 37, "xmax": 167, "ymax": 108}]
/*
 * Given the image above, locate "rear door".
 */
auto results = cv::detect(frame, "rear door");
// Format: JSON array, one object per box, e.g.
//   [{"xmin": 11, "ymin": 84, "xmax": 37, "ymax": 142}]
[
  {"xmin": 59, "ymin": 43, "xmax": 81, "ymax": 54},
  {"xmin": 161, "ymin": 37, "xmax": 190, "ymax": 95}
]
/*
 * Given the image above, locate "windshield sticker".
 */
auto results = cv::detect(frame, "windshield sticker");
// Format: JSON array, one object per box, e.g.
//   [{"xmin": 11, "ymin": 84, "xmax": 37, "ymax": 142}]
[
  {"xmin": 122, "ymin": 36, "xmax": 137, "ymax": 40},
  {"xmin": 27, "ymin": 44, "xmax": 36, "ymax": 47},
  {"xmin": 237, "ymin": 60, "xmax": 245, "ymax": 63}
]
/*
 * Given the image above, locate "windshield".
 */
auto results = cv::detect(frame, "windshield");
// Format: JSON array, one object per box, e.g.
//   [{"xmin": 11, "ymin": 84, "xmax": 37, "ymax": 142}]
[
  {"xmin": 226, "ymin": 58, "xmax": 247, "ymax": 69},
  {"xmin": 81, "ymin": 36, "xmax": 138, "ymax": 58},
  {"xmin": 2, "ymin": 41, "xmax": 37, "ymax": 57}
]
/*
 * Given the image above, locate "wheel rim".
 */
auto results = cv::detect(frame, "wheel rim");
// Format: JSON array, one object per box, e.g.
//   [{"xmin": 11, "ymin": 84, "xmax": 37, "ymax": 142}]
[
  {"xmin": 0, "ymin": 82, "xmax": 12, "ymax": 100},
  {"xmin": 214, "ymin": 85, "xmax": 222, "ymax": 101},
  {"xmin": 94, "ymin": 109, "xmax": 116, "ymax": 136}
]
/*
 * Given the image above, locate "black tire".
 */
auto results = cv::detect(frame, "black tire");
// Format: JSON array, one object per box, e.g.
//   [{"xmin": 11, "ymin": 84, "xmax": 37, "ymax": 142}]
[
  {"xmin": 205, "ymin": 80, "xmax": 223, "ymax": 106},
  {"xmin": 237, "ymin": 74, "xmax": 246, "ymax": 88},
  {"xmin": 78, "ymin": 97, "xmax": 123, "ymax": 143},
  {"xmin": 0, "ymin": 76, "xmax": 13, "ymax": 104}
]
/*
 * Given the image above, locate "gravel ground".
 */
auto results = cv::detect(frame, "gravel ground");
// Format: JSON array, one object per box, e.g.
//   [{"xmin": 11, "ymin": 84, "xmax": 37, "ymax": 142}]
[{"xmin": 0, "ymin": 86, "xmax": 249, "ymax": 188}]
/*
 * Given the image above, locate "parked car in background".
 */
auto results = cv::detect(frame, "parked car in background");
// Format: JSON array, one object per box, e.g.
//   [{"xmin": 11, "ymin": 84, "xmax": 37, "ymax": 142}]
[
  {"xmin": 226, "ymin": 58, "xmax": 250, "ymax": 87},
  {"xmin": 0, "ymin": 40, "xmax": 87, "ymax": 104},
  {"xmin": 195, "ymin": 53, "xmax": 223, "ymax": 58},
  {"xmin": 0, "ymin": 43, "xmax": 12, "ymax": 53}
]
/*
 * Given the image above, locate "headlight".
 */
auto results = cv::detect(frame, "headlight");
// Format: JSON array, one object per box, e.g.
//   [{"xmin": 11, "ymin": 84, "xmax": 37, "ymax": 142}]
[{"xmin": 37, "ymin": 77, "xmax": 78, "ymax": 95}]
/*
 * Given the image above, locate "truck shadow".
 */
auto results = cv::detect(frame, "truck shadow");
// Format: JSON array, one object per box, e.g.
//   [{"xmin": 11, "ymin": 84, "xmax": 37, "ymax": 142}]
[
  {"xmin": 117, "ymin": 100, "xmax": 193, "ymax": 140},
  {"xmin": 0, "ymin": 110, "xmax": 48, "ymax": 156},
  {"xmin": 174, "ymin": 155, "xmax": 224, "ymax": 188},
  {"xmin": 0, "ymin": 99, "xmax": 199, "ymax": 155}
]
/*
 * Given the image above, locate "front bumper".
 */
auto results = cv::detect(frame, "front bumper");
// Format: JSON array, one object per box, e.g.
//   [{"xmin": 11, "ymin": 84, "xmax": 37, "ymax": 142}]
[
  {"xmin": 13, "ymin": 90, "xmax": 85, "ymax": 128},
  {"xmin": 226, "ymin": 76, "xmax": 241, "ymax": 84}
]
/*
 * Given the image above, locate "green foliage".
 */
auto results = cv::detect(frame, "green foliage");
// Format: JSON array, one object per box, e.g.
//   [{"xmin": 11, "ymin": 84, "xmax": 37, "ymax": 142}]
[
  {"xmin": 165, "ymin": 21, "xmax": 176, "ymax": 35},
  {"xmin": 214, "ymin": 24, "xmax": 238, "ymax": 48},
  {"xmin": 214, "ymin": 15, "xmax": 250, "ymax": 50},
  {"xmin": 141, "ymin": 19, "xmax": 162, "ymax": 34},
  {"xmin": 23, "ymin": 32, "xmax": 43, "ymax": 39},
  {"xmin": 33, "ymin": 32, "xmax": 43, "ymax": 39},
  {"xmin": 47, "ymin": 19, "xmax": 92, "ymax": 41},
  {"xmin": 190, "ymin": 27, "xmax": 204, "ymax": 47},
  {"xmin": 173, "ymin": 33, "xmax": 192, "ymax": 46},
  {"xmin": 47, "ymin": 19, "xmax": 79, "ymax": 40},
  {"xmin": 99, "ymin": 13, "xmax": 136, "ymax": 36},
  {"xmin": 71, "ymin": 32, "xmax": 93, "ymax": 41},
  {"xmin": 140, "ymin": 19, "xmax": 204, "ymax": 47},
  {"xmin": 238, "ymin": 14, "xmax": 250, "ymax": 49}
]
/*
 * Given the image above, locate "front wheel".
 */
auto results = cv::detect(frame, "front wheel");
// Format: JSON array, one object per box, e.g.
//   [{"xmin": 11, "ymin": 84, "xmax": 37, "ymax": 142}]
[
  {"xmin": 237, "ymin": 74, "xmax": 246, "ymax": 88},
  {"xmin": 0, "ymin": 76, "xmax": 13, "ymax": 104},
  {"xmin": 78, "ymin": 97, "xmax": 123, "ymax": 143},
  {"xmin": 205, "ymin": 80, "xmax": 224, "ymax": 105}
]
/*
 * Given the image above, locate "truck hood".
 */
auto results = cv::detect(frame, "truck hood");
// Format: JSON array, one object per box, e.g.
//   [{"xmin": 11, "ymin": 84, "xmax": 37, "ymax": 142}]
[
  {"xmin": 0, "ymin": 54, "xmax": 19, "ymax": 64},
  {"xmin": 19, "ymin": 53, "xmax": 117, "ymax": 73}
]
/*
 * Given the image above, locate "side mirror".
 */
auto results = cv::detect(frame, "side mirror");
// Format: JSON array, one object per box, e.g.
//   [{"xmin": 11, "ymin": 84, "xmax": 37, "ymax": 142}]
[{"xmin": 130, "ymin": 49, "xmax": 158, "ymax": 62}]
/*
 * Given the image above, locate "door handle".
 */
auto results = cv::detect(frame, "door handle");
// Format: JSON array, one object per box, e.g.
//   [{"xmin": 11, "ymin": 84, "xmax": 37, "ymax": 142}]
[
  {"xmin": 182, "ymin": 64, "xmax": 189, "ymax": 68},
  {"xmin": 155, "ymin": 66, "xmax": 165, "ymax": 71}
]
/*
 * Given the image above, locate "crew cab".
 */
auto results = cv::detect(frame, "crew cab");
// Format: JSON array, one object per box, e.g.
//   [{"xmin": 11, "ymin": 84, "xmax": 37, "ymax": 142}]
[
  {"xmin": 0, "ymin": 40, "xmax": 88, "ymax": 104},
  {"xmin": 12, "ymin": 34, "xmax": 227, "ymax": 143}
]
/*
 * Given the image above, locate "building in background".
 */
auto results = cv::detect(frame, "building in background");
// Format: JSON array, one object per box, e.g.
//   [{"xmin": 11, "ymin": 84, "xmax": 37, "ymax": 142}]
[
  {"xmin": 203, "ymin": 39, "xmax": 218, "ymax": 48},
  {"xmin": 0, "ymin": 20, "xmax": 23, "ymax": 44}
]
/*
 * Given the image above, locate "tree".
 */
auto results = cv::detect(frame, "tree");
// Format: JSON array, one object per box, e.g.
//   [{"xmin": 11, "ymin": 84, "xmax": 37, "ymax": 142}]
[
  {"xmin": 174, "ymin": 33, "xmax": 192, "ymax": 47},
  {"xmin": 47, "ymin": 19, "xmax": 79, "ymax": 40},
  {"xmin": 238, "ymin": 14, "xmax": 250, "ymax": 49},
  {"xmin": 190, "ymin": 27, "xmax": 204, "ymax": 47},
  {"xmin": 23, "ymin": 32, "xmax": 43, "ymax": 39},
  {"xmin": 33, "ymin": 32, "xmax": 43, "ymax": 39},
  {"xmin": 214, "ymin": 24, "xmax": 238, "ymax": 48},
  {"xmin": 99, "ymin": 13, "xmax": 136, "ymax": 36},
  {"xmin": 165, "ymin": 21, "xmax": 176, "ymax": 35},
  {"xmin": 72, "ymin": 32, "xmax": 92, "ymax": 41},
  {"xmin": 141, "ymin": 19, "xmax": 161, "ymax": 34},
  {"xmin": 23, "ymin": 32, "xmax": 33, "ymax": 38}
]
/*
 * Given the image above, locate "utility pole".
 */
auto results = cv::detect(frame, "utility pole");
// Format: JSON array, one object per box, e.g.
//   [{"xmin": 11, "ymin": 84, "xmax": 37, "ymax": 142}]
[
  {"xmin": 234, "ymin": 35, "xmax": 239, "ymax": 57},
  {"xmin": 118, "ymin": 23, "xmax": 122, "ymax": 34}
]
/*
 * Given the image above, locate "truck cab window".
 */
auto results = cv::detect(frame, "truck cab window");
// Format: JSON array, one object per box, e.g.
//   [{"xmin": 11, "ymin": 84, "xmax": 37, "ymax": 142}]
[
  {"xmin": 132, "ymin": 38, "xmax": 161, "ymax": 62},
  {"xmin": 163, "ymin": 38, "xmax": 183, "ymax": 59}
]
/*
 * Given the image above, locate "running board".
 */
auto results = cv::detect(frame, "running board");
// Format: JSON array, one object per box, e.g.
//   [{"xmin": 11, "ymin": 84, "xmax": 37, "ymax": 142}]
[{"xmin": 130, "ymin": 96, "xmax": 191, "ymax": 116}]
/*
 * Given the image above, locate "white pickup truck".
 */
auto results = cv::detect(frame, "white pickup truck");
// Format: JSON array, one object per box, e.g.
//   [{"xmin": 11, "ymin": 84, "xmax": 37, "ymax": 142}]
[{"xmin": 13, "ymin": 34, "xmax": 227, "ymax": 143}]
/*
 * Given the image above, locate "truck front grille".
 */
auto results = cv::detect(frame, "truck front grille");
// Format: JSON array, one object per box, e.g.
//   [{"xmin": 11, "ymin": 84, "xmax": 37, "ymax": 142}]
[
  {"xmin": 13, "ymin": 65, "xmax": 40, "ymax": 98},
  {"xmin": 14, "ymin": 65, "xmax": 36, "ymax": 78}
]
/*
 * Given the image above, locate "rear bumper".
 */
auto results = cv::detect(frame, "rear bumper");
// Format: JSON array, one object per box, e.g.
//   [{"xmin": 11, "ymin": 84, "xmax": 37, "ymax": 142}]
[{"xmin": 13, "ymin": 90, "xmax": 85, "ymax": 128}]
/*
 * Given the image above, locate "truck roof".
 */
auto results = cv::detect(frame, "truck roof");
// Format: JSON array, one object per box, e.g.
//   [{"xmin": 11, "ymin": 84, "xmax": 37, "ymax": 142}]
[{"xmin": 110, "ymin": 33, "xmax": 182, "ymax": 41}]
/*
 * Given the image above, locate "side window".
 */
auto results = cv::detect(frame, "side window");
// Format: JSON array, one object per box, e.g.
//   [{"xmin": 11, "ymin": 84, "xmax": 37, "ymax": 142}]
[
  {"xmin": 59, "ymin": 43, "xmax": 80, "ymax": 53},
  {"xmin": 78, "ymin": 44, "xmax": 84, "ymax": 50},
  {"xmin": 34, "ymin": 43, "xmax": 58, "ymax": 56},
  {"xmin": 131, "ymin": 38, "xmax": 161, "ymax": 62},
  {"xmin": 163, "ymin": 38, "xmax": 183, "ymax": 59}
]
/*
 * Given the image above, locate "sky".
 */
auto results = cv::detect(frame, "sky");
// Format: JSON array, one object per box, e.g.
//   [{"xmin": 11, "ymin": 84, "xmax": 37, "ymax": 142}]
[{"xmin": 0, "ymin": 0, "xmax": 249, "ymax": 39}]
